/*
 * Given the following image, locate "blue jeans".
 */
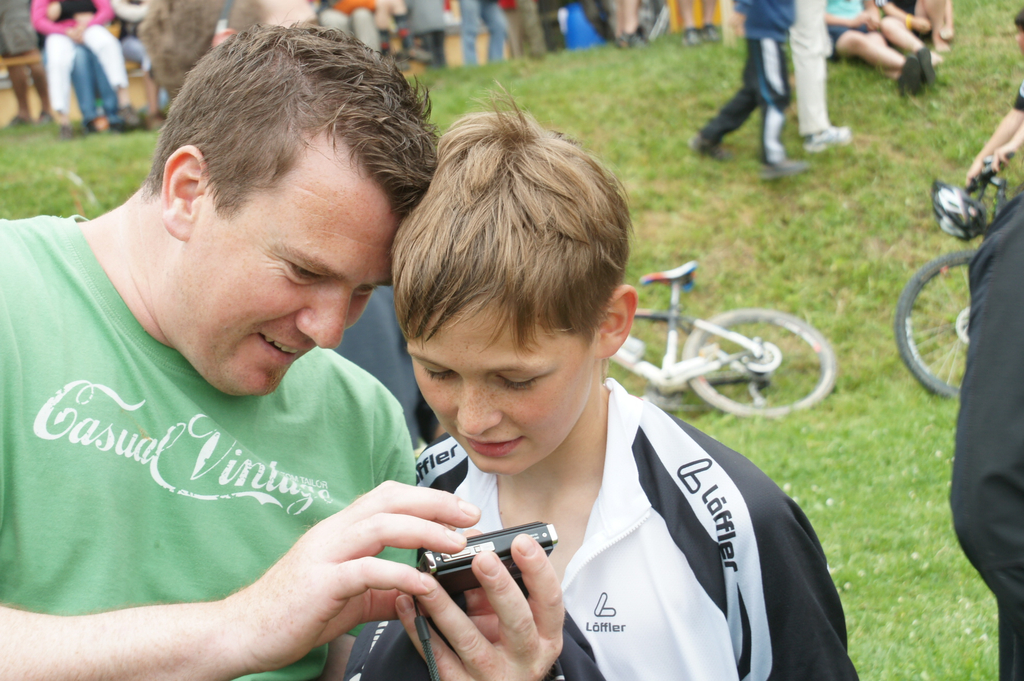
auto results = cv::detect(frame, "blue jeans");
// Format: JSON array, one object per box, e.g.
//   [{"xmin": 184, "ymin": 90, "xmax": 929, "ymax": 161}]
[
  {"xmin": 460, "ymin": 0, "xmax": 507, "ymax": 65},
  {"xmin": 69, "ymin": 45, "xmax": 121, "ymax": 126}
]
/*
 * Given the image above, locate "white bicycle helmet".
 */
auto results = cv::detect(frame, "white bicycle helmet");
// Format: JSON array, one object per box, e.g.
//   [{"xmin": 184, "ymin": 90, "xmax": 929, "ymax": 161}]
[{"xmin": 932, "ymin": 180, "xmax": 986, "ymax": 240}]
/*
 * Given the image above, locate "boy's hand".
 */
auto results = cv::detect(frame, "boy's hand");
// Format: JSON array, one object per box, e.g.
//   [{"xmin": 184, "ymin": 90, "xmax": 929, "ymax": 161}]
[
  {"xmin": 966, "ymin": 158, "xmax": 985, "ymax": 186},
  {"xmin": 395, "ymin": 534, "xmax": 564, "ymax": 681},
  {"xmin": 730, "ymin": 12, "xmax": 745, "ymax": 38},
  {"xmin": 994, "ymin": 144, "xmax": 1018, "ymax": 172}
]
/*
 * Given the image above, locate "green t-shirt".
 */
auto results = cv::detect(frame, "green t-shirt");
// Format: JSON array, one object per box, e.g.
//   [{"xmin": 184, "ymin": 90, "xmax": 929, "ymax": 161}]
[{"xmin": 0, "ymin": 216, "xmax": 416, "ymax": 680}]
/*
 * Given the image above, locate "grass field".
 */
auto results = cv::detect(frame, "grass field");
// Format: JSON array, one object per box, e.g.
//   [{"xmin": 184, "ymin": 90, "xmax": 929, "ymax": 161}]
[{"xmin": 1, "ymin": 3, "xmax": 1020, "ymax": 676}]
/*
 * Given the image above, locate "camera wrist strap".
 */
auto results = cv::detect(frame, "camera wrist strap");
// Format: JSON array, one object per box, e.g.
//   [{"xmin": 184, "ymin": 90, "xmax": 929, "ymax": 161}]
[{"xmin": 413, "ymin": 598, "xmax": 442, "ymax": 681}]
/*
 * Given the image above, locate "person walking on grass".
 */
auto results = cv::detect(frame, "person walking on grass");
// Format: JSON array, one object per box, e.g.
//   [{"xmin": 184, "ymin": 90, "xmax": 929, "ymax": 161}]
[
  {"xmin": 791, "ymin": 0, "xmax": 854, "ymax": 153},
  {"xmin": 689, "ymin": 0, "xmax": 809, "ymax": 181}
]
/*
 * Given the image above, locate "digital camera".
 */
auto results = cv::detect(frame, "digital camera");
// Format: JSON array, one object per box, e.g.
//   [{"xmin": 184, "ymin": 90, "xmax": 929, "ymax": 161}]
[{"xmin": 417, "ymin": 522, "xmax": 558, "ymax": 595}]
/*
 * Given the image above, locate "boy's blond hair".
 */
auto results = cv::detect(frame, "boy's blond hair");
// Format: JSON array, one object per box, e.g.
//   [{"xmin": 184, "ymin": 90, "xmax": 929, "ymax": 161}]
[{"xmin": 393, "ymin": 103, "xmax": 632, "ymax": 348}]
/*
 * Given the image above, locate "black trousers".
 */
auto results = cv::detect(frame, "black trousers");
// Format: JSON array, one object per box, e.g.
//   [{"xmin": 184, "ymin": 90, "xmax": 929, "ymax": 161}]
[
  {"xmin": 700, "ymin": 37, "xmax": 791, "ymax": 165},
  {"xmin": 953, "ymin": 195, "xmax": 1024, "ymax": 681}
]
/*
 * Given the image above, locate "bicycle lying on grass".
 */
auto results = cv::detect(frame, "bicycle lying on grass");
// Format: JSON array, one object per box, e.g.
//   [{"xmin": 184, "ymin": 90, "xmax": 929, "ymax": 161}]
[
  {"xmin": 894, "ymin": 156, "xmax": 1010, "ymax": 398},
  {"xmin": 612, "ymin": 261, "xmax": 838, "ymax": 418}
]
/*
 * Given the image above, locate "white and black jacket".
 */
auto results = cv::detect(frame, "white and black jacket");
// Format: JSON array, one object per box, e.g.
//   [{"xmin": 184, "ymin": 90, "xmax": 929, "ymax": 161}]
[{"xmin": 345, "ymin": 380, "xmax": 858, "ymax": 681}]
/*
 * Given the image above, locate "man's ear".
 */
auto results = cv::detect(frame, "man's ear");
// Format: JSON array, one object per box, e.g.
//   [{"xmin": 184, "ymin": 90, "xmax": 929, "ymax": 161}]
[
  {"xmin": 162, "ymin": 145, "xmax": 208, "ymax": 243},
  {"xmin": 595, "ymin": 284, "xmax": 638, "ymax": 360}
]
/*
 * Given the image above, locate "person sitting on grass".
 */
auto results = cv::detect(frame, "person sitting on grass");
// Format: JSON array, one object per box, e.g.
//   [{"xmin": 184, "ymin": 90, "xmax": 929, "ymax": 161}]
[
  {"xmin": 826, "ymin": 0, "xmax": 941, "ymax": 95},
  {"xmin": 964, "ymin": 6, "xmax": 1024, "ymax": 186},
  {"xmin": 341, "ymin": 101, "xmax": 861, "ymax": 681},
  {"xmin": 875, "ymin": 0, "xmax": 953, "ymax": 52}
]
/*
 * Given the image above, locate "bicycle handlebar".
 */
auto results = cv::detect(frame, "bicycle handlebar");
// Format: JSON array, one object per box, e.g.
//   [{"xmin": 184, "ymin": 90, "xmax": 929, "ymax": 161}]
[{"xmin": 968, "ymin": 152, "xmax": 1015, "ymax": 194}]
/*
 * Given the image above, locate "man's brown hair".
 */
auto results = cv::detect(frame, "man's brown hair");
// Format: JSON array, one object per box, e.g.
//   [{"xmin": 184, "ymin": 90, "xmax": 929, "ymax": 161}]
[
  {"xmin": 393, "ymin": 103, "xmax": 632, "ymax": 348},
  {"xmin": 143, "ymin": 24, "xmax": 436, "ymax": 219}
]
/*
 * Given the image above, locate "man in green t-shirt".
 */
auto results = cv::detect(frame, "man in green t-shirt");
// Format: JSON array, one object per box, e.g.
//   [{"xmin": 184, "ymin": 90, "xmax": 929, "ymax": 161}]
[{"xmin": 0, "ymin": 24, "xmax": 563, "ymax": 681}]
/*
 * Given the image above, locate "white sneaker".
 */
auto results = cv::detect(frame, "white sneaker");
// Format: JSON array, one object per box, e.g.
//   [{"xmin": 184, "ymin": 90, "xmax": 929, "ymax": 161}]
[{"xmin": 803, "ymin": 126, "xmax": 853, "ymax": 153}]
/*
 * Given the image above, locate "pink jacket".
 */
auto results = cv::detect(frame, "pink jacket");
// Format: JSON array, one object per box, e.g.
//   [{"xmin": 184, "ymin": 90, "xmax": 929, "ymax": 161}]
[{"xmin": 31, "ymin": 0, "xmax": 114, "ymax": 36}]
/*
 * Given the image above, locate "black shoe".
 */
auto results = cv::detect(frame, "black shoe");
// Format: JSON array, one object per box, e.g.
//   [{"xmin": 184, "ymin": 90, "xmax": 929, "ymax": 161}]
[
  {"xmin": 683, "ymin": 27, "xmax": 702, "ymax": 46},
  {"xmin": 701, "ymin": 25, "xmax": 720, "ymax": 42},
  {"xmin": 617, "ymin": 31, "xmax": 646, "ymax": 48},
  {"xmin": 689, "ymin": 133, "xmax": 732, "ymax": 160},
  {"xmin": 917, "ymin": 47, "xmax": 936, "ymax": 85},
  {"xmin": 58, "ymin": 124, "xmax": 74, "ymax": 140},
  {"xmin": 118, "ymin": 105, "xmax": 141, "ymax": 130},
  {"xmin": 898, "ymin": 54, "xmax": 922, "ymax": 96}
]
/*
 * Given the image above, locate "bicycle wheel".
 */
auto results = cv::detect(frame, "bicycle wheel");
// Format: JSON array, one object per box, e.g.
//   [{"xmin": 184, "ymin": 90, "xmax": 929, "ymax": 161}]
[
  {"xmin": 893, "ymin": 250, "xmax": 975, "ymax": 398},
  {"xmin": 680, "ymin": 308, "xmax": 838, "ymax": 418}
]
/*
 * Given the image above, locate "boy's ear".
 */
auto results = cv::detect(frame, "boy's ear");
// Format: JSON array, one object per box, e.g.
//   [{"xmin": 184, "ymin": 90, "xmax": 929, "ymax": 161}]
[
  {"xmin": 595, "ymin": 285, "xmax": 638, "ymax": 360},
  {"xmin": 162, "ymin": 145, "xmax": 209, "ymax": 243}
]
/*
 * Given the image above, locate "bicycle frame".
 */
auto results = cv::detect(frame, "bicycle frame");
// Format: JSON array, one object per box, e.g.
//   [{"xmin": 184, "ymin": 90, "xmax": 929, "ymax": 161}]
[{"xmin": 614, "ymin": 279, "xmax": 777, "ymax": 393}]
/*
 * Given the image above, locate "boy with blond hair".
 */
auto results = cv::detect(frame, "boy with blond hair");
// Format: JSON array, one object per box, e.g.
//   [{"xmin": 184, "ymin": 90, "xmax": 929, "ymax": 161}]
[{"xmin": 343, "ymin": 104, "xmax": 859, "ymax": 681}]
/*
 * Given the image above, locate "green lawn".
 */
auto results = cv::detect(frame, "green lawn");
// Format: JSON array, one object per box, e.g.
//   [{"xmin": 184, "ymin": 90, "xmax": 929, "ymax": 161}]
[{"xmin": 1, "ymin": 3, "xmax": 1019, "ymax": 676}]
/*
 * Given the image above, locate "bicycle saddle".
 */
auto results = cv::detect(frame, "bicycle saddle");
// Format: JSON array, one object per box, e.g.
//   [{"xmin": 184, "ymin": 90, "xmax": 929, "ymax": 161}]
[{"xmin": 639, "ymin": 261, "xmax": 698, "ymax": 289}]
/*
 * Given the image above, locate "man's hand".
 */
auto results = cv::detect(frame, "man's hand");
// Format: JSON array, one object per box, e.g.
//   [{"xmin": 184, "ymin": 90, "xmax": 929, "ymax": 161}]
[
  {"xmin": 223, "ymin": 482, "xmax": 482, "ymax": 675},
  {"xmin": 395, "ymin": 533, "xmax": 564, "ymax": 681}
]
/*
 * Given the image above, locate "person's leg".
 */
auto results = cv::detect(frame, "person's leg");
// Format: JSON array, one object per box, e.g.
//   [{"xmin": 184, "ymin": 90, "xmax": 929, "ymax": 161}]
[
  {"xmin": 318, "ymin": 7, "xmax": 355, "ymax": 33},
  {"xmin": 460, "ymin": 0, "xmax": 481, "ymax": 65},
  {"xmin": 701, "ymin": 0, "xmax": 719, "ymax": 40},
  {"xmin": 678, "ymin": 0, "xmax": 701, "ymax": 45},
  {"xmin": 699, "ymin": 40, "xmax": 759, "ymax": 144},
  {"xmin": 43, "ymin": 33, "xmax": 76, "ymax": 129},
  {"xmin": 836, "ymin": 29, "xmax": 903, "ymax": 78},
  {"xmin": 423, "ymin": 29, "xmax": 447, "ymax": 66},
  {"xmin": 679, "ymin": 0, "xmax": 695, "ymax": 28},
  {"xmin": 615, "ymin": 0, "xmax": 639, "ymax": 37},
  {"xmin": 518, "ymin": 0, "xmax": 546, "ymax": 57},
  {"xmin": 85, "ymin": 46, "xmax": 123, "ymax": 129},
  {"xmin": 69, "ymin": 44, "xmax": 99, "ymax": 127},
  {"xmin": 27, "ymin": 59, "xmax": 53, "ymax": 120},
  {"xmin": 480, "ymin": 0, "xmax": 507, "ymax": 62},
  {"xmin": 351, "ymin": 8, "xmax": 382, "ymax": 50},
  {"xmin": 6, "ymin": 63, "xmax": 33, "ymax": 122},
  {"xmin": 791, "ymin": 0, "xmax": 831, "ymax": 137},
  {"xmin": 920, "ymin": 0, "xmax": 949, "ymax": 50},
  {"xmin": 504, "ymin": 6, "xmax": 523, "ymax": 59},
  {"xmin": 879, "ymin": 15, "xmax": 934, "ymax": 55},
  {"xmin": 753, "ymin": 37, "xmax": 791, "ymax": 166},
  {"xmin": 81, "ymin": 25, "xmax": 131, "ymax": 110}
]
